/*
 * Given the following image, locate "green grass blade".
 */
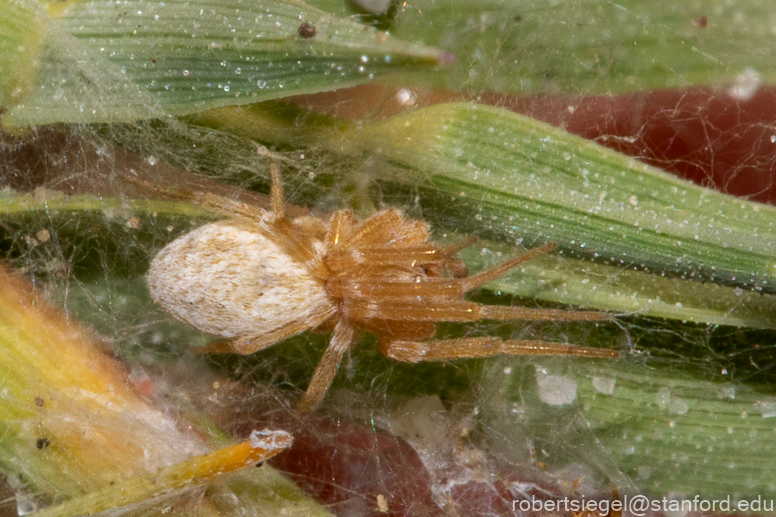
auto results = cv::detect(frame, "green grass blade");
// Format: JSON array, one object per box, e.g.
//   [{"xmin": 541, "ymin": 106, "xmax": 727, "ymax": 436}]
[
  {"xmin": 0, "ymin": 189, "xmax": 212, "ymax": 217},
  {"xmin": 354, "ymin": 102, "xmax": 776, "ymax": 293},
  {"xmin": 0, "ymin": 0, "xmax": 42, "ymax": 109},
  {"xmin": 1, "ymin": 0, "xmax": 444, "ymax": 127},
  {"xmin": 312, "ymin": 0, "xmax": 776, "ymax": 94},
  {"xmin": 486, "ymin": 359, "xmax": 776, "ymax": 500},
  {"xmin": 577, "ymin": 362, "xmax": 776, "ymax": 499}
]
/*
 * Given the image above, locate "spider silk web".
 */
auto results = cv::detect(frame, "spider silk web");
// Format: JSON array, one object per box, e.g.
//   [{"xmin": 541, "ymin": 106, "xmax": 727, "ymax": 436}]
[{"xmin": 2, "ymin": 0, "xmax": 776, "ymax": 515}]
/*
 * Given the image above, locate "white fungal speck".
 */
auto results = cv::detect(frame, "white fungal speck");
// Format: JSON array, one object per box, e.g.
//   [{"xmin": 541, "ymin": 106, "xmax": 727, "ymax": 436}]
[
  {"xmin": 636, "ymin": 466, "xmax": 652, "ymax": 479},
  {"xmin": 668, "ymin": 399, "xmax": 689, "ymax": 415},
  {"xmin": 758, "ymin": 401, "xmax": 776, "ymax": 419},
  {"xmin": 592, "ymin": 376, "xmax": 615, "ymax": 395},
  {"xmin": 249, "ymin": 429, "xmax": 293, "ymax": 451},
  {"xmin": 656, "ymin": 387, "xmax": 671, "ymax": 409},
  {"xmin": 728, "ymin": 67, "xmax": 761, "ymax": 101},
  {"xmin": 535, "ymin": 367, "xmax": 577, "ymax": 406},
  {"xmin": 350, "ymin": 0, "xmax": 392, "ymax": 14}
]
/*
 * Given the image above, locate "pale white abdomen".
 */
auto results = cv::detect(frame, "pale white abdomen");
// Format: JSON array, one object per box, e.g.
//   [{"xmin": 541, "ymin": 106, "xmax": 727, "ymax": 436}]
[{"xmin": 147, "ymin": 219, "xmax": 333, "ymax": 338}]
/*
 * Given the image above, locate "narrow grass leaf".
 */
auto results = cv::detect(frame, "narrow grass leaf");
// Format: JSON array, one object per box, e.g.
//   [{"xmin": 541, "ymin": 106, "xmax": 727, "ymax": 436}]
[{"xmin": 1, "ymin": 0, "xmax": 444, "ymax": 127}]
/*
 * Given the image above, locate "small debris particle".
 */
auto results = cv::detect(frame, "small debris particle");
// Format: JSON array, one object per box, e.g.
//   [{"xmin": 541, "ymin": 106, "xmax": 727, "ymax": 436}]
[
  {"xmin": 127, "ymin": 217, "xmax": 141, "ymax": 229},
  {"xmin": 36, "ymin": 438, "xmax": 49, "ymax": 450},
  {"xmin": 691, "ymin": 15, "xmax": 707, "ymax": 28},
  {"xmin": 352, "ymin": 0, "xmax": 391, "ymax": 14},
  {"xmin": 34, "ymin": 396, "xmax": 44, "ymax": 408},
  {"xmin": 376, "ymin": 494, "xmax": 388, "ymax": 513},
  {"xmin": 298, "ymin": 21, "xmax": 317, "ymax": 39},
  {"xmin": 36, "ymin": 229, "xmax": 50, "ymax": 242},
  {"xmin": 249, "ymin": 428, "xmax": 293, "ymax": 451},
  {"xmin": 395, "ymin": 88, "xmax": 417, "ymax": 106},
  {"xmin": 53, "ymin": 260, "xmax": 72, "ymax": 278},
  {"xmin": 514, "ymin": 14, "xmax": 522, "ymax": 22}
]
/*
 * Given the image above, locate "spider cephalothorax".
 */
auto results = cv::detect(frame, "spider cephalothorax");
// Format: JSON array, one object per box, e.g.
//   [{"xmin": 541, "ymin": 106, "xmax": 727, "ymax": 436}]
[{"xmin": 147, "ymin": 163, "xmax": 618, "ymax": 410}]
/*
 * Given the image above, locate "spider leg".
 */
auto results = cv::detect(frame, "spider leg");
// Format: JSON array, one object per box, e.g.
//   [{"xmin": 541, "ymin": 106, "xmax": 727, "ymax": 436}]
[
  {"xmin": 192, "ymin": 307, "xmax": 337, "ymax": 355},
  {"xmin": 270, "ymin": 158, "xmax": 284, "ymax": 218},
  {"xmin": 126, "ymin": 176, "xmax": 269, "ymax": 219},
  {"xmin": 326, "ymin": 243, "xmax": 468, "ymax": 280},
  {"xmin": 383, "ymin": 337, "xmax": 620, "ymax": 363},
  {"xmin": 326, "ymin": 209, "xmax": 359, "ymax": 248},
  {"xmin": 333, "ymin": 241, "xmax": 562, "ymax": 303},
  {"xmin": 353, "ymin": 237, "xmax": 477, "ymax": 265},
  {"xmin": 127, "ymin": 153, "xmax": 288, "ymax": 219},
  {"xmin": 345, "ymin": 298, "xmax": 613, "ymax": 323},
  {"xmin": 297, "ymin": 319, "xmax": 356, "ymax": 411},
  {"xmin": 461, "ymin": 243, "xmax": 557, "ymax": 291},
  {"xmin": 478, "ymin": 304, "xmax": 615, "ymax": 322},
  {"xmin": 437, "ymin": 236, "xmax": 478, "ymax": 277},
  {"xmin": 346, "ymin": 210, "xmax": 429, "ymax": 247}
]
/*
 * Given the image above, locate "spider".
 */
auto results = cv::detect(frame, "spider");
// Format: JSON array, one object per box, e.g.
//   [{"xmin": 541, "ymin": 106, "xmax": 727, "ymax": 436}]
[{"xmin": 145, "ymin": 162, "xmax": 619, "ymax": 411}]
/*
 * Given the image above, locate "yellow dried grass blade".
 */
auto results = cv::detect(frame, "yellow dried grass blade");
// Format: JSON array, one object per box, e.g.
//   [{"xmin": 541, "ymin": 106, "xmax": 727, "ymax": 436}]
[{"xmin": 34, "ymin": 431, "xmax": 293, "ymax": 517}]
